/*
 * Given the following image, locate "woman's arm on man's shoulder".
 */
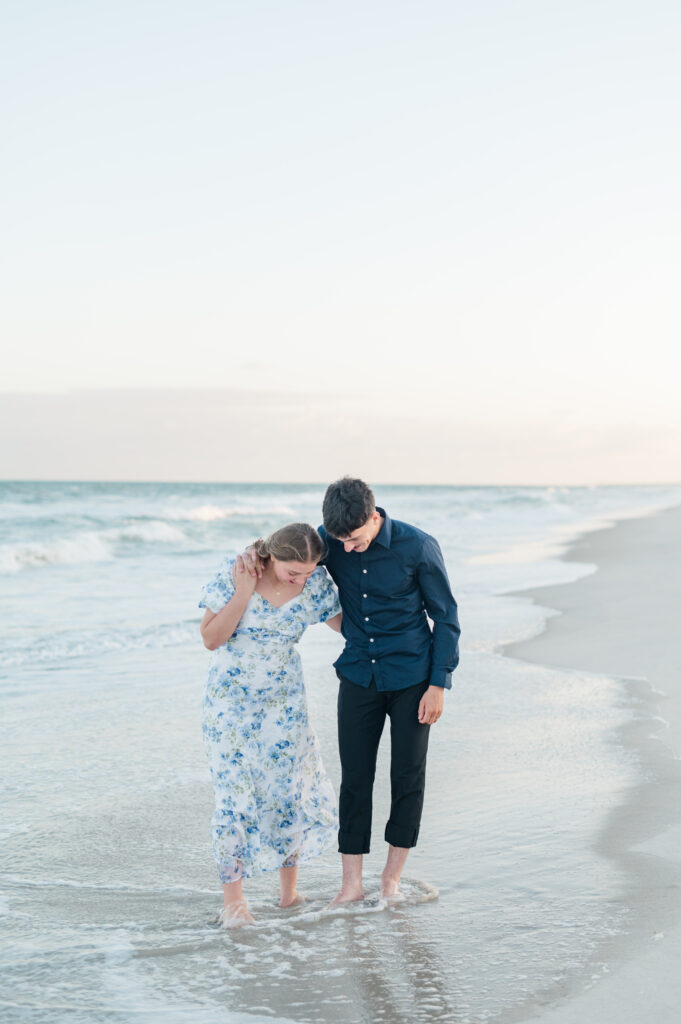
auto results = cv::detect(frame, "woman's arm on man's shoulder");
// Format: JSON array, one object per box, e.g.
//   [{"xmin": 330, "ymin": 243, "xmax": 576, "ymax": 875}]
[{"xmin": 200, "ymin": 563, "xmax": 256, "ymax": 650}]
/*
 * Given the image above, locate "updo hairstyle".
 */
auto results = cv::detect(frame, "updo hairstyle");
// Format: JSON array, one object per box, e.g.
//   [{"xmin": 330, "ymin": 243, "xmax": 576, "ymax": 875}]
[{"xmin": 254, "ymin": 523, "xmax": 326, "ymax": 565}]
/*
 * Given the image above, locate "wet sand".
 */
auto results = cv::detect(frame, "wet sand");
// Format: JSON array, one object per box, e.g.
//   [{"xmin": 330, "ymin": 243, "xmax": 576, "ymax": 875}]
[{"xmin": 504, "ymin": 504, "xmax": 681, "ymax": 1024}]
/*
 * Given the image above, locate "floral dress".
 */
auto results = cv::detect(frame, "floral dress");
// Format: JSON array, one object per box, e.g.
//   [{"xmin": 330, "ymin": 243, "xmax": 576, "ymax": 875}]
[{"xmin": 199, "ymin": 558, "xmax": 341, "ymax": 883}]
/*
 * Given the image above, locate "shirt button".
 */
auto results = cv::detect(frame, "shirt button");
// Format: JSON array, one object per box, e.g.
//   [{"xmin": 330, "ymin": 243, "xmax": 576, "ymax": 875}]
[
  {"xmin": 371, "ymin": 659, "xmax": 376, "ymax": 664},
  {"xmin": 369, "ymin": 638, "xmax": 374, "ymax": 643},
  {"xmin": 362, "ymin": 569, "xmax": 367, "ymax": 574},
  {"xmin": 364, "ymin": 616, "xmax": 369, "ymax": 621},
  {"xmin": 362, "ymin": 593, "xmax": 367, "ymax": 598}
]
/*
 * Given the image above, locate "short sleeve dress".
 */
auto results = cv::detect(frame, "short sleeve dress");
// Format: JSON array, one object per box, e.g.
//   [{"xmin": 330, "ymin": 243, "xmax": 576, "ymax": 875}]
[{"xmin": 199, "ymin": 559, "xmax": 341, "ymax": 884}]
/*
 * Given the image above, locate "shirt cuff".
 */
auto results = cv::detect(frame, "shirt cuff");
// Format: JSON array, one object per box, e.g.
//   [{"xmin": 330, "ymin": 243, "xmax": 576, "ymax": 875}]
[{"xmin": 429, "ymin": 669, "xmax": 452, "ymax": 690}]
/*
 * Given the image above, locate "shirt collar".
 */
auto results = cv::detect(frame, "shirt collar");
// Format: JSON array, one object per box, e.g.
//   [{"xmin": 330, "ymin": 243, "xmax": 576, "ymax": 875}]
[{"xmin": 374, "ymin": 507, "xmax": 392, "ymax": 548}]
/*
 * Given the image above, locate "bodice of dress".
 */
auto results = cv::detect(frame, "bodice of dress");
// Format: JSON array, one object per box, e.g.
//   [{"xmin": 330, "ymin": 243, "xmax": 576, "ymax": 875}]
[
  {"xmin": 199, "ymin": 559, "xmax": 341, "ymax": 662},
  {"xmin": 219, "ymin": 595, "xmax": 310, "ymax": 655}
]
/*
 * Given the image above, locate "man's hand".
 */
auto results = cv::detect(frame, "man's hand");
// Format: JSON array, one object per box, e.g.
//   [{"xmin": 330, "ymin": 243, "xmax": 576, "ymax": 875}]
[
  {"xmin": 418, "ymin": 685, "xmax": 444, "ymax": 725},
  {"xmin": 235, "ymin": 545, "xmax": 264, "ymax": 579}
]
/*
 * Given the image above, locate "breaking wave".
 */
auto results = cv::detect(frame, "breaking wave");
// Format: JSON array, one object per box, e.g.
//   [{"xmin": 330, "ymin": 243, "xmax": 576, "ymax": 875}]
[{"xmin": 0, "ymin": 520, "xmax": 189, "ymax": 573}]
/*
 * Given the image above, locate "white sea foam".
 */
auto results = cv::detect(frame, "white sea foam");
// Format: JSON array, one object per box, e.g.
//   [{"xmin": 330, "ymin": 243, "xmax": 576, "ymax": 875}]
[
  {"xmin": 110, "ymin": 520, "xmax": 188, "ymax": 543},
  {"xmin": 0, "ymin": 532, "xmax": 115, "ymax": 572},
  {"xmin": 210, "ymin": 879, "xmax": 440, "ymax": 932},
  {"xmin": 167, "ymin": 504, "xmax": 298, "ymax": 521},
  {"xmin": 0, "ymin": 520, "xmax": 189, "ymax": 573},
  {"xmin": 3, "ymin": 876, "xmax": 219, "ymax": 895},
  {"xmin": 468, "ymin": 502, "xmax": 676, "ymax": 569}
]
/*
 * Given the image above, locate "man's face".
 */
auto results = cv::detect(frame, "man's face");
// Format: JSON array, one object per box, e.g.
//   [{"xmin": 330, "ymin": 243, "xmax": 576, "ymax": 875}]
[{"xmin": 334, "ymin": 511, "xmax": 382, "ymax": 554}]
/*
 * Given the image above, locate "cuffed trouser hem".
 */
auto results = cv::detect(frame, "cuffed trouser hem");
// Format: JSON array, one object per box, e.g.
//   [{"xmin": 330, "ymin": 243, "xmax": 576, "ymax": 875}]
[
  {"xmin": 338, "ymin": 830, "xmax": 371, "ymax": 855},
  {"xmin": 384, "ymin": 821, "xmax": 420, "ymax": 849}
]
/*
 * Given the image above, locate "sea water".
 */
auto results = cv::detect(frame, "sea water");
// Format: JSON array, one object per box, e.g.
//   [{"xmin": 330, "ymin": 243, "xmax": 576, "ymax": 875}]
[{"xmin": 2, "ymin": 481, "xmax": 680, "ymax": 1024}]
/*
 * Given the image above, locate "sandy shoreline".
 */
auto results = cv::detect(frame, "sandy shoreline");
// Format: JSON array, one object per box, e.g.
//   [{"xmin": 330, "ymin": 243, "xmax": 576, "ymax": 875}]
[{"xmin": 503, "ymin": 504, "xmax": 681, "ymax": 1024}]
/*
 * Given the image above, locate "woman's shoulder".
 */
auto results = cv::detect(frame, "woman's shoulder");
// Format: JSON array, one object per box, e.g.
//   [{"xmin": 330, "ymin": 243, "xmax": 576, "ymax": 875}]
[
  {"xmin": 204, "ymin": 555, "xmax": 237, "ymax": 590},
  {"xmin": 305, "ymin": 565, "xmax": 334, "ymax": 593},
  {"xmin": 216, "ymin": 555, "xmax": 237, "ymax": 578},
  {"xmin": 199, "ymin": 555, "xmax": 237, "ymax": 612}
]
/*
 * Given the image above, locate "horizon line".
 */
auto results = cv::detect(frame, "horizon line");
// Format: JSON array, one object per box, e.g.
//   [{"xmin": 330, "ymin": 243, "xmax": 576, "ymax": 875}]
[{"xmin": 2, "ymin": 478, "xmax": 680, "ymax": 489}]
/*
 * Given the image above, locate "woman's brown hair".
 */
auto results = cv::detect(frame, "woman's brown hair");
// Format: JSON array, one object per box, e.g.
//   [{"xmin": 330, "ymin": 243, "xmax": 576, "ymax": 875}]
[{"xmin": 253, "ymin": 523, "xmax": 326, "ymax": 564}]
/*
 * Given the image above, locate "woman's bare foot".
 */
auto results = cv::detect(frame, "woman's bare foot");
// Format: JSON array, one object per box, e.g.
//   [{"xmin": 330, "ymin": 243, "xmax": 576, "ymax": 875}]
[
  {"xmin": 279, "ymin": 892, "xmax": 305, "ymax": 908},
  {"xmin": 278, "ymin": 864, "xmax": 299, "ymax": 908},
  {"xmin": 219, "ymin": 898, "xmax": 255, "ymax": 928}
]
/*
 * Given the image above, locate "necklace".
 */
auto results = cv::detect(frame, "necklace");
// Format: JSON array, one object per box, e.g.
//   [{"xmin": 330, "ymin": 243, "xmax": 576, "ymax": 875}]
[{"xmin": 267, "ymin": 568, "xmax": 286, "ymax": 596}]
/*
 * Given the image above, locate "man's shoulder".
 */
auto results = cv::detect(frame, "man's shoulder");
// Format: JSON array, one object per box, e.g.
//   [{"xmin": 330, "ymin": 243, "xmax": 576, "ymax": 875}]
[
  {"xmin": 318, "ymin": 523, "xmax": 337, "ymax": 546},
  {"xmin": 390, "ymin": 517, "xmax": 436, "ymax": 548},
  {"xmin": 318, "ymin": 523, "xmax": 341, "ymax": 565}
]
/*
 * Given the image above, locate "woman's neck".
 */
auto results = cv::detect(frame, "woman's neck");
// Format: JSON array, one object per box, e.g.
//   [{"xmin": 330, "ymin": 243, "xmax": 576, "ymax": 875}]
[{"xmin": 260, "ymin": 562, "xmax": 300, "ymax": 598}]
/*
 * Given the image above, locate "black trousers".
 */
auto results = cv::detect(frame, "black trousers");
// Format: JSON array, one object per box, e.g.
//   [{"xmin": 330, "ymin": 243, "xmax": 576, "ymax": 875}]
[{"xmin": 337, "ymin": 675, "xmax": 431, "ymax": 855}]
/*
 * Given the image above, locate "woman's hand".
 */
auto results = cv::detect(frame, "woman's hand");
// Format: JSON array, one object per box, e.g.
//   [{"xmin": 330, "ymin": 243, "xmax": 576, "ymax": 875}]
[
  {"xmin": 234, "ymin": 559, "xmax": 258, "ymax": 597},
  {"xmin": 235, "ymin": 545, "xmax": 264, "ymax": 579},
  {"xmin": 200, "ymin": 563, "xmax": 257, "ymax": 650}
]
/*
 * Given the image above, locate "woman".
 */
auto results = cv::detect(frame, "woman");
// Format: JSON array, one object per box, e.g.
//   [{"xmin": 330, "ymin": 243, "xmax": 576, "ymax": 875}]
[{"xmin": 199, "ymin": 522, "xmax": 342, "ymax": 927}]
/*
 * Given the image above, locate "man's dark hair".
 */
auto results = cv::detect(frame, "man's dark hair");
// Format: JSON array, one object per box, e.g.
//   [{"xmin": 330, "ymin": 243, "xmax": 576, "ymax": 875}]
[{"xmin": 322, "ymin": 477, "xmax": 376, "ymax": 537}]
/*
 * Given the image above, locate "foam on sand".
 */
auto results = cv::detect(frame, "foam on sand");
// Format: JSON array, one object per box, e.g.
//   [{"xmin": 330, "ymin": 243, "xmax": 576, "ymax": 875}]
[
  {"xmin": 209, "ymin": 878, "xmax": 439, "ymax": 932},
  {"xmin": 504, "ymin": 504, "xmax": 681, "ymax": 1023}
]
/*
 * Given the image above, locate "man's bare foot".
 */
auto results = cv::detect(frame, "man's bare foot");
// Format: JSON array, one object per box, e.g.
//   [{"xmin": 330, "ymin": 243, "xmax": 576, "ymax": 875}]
[
  {"xmin": 380, "ymin": 875, "xmax": 403, "ymax": 901},
  {"xmin": 219, "ymin": 898, "xmax": 255, "ymax": 928},
  {"xmin": 326, "ymin": 887, "xmax": 365, "ymax": 909},
  {"xmin": 380, "ymin": 846, "xmax": 409, "ymax": 900}
]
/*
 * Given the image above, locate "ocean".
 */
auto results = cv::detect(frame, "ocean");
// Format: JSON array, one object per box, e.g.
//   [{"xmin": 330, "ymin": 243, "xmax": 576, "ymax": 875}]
[{"xmin": 2, "ymin": 481, "xmax": 680, "ymax": 1024}]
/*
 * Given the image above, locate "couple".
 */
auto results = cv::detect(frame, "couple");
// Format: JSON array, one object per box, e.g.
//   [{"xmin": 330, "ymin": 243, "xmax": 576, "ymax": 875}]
[{"xmin": 199, "ymin": 477, "xmax": 460, "ymax": 927}]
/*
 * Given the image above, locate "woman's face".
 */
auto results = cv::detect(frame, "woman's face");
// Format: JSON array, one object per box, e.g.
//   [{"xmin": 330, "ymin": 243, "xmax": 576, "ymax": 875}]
[{"xmin": 271, "ymin": 558, "xmax": 318, "ymax": 585}]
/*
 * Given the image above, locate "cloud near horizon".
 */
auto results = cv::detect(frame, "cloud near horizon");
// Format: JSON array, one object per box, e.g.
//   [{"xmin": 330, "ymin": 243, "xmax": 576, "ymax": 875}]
[{"xmin": 1, "ymin": 389, "xmax": 678, "ymax": 486}]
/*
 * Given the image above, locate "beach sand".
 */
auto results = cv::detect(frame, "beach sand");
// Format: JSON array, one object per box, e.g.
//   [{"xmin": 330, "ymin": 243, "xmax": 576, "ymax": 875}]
[{"xmin": 504, "ymin": 505, "xmax": 681, "ymax": 1023}]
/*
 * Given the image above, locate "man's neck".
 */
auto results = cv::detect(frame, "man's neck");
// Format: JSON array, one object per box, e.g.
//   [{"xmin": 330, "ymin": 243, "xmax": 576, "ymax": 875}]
[{"xmin": 370, "ymin": 514, "xmax": 385, "ymax": 544}]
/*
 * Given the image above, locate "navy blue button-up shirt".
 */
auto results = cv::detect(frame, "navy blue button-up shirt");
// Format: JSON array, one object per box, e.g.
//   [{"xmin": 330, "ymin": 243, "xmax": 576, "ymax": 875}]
[{"xmin": 319, "ymin": 508, "xmax": 460, "ymax": 691}]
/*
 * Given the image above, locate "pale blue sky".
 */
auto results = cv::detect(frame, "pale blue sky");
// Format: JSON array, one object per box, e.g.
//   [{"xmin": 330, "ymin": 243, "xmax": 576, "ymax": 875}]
[{"xmin": 2, "ymin": 1, "xmax": 679, "ymax": 481}]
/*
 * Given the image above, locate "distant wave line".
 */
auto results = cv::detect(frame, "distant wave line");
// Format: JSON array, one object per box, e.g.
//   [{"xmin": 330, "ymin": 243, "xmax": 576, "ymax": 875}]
[
  {"xmin": 2, "ymin": 620, "xmax": 198, "ymax": 666},
  {"xmin": 1, "ymin": 875, "xmax": 218, "ymax": 894},
  {"xmin": 165, "ymin": 503, "xmax": 299, "ymax": 522}
]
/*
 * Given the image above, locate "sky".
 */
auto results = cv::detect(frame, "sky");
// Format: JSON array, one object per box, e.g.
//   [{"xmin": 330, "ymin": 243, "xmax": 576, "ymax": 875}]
[{"xmin": 1, "ymin": 0, "xmax": 679, "ymax": 483}]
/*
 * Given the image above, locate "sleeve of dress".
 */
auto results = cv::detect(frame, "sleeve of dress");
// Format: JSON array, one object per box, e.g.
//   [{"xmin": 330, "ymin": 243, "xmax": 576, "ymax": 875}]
[
  {"xmin": 198, "ymin": 557, "xmax": 236, "ymax": 614},
  {"xmin": 306, "ymin": 567, "xmax": 342, "ymax": 624}
]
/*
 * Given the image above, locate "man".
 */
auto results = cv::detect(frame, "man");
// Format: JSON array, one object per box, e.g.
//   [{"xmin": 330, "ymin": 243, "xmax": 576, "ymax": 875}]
[
  {"xmin": 320, "ymin": 477, "xmax": 459, "ymax": 904},
  {"xmin": 241, "ymin": 476, "xmax": 460, "ymax": 904}
]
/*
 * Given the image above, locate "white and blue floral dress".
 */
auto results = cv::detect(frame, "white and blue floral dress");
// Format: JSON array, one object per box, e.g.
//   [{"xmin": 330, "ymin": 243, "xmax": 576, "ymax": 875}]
[{"xmin": 199, "ymin": 559, "xmax": 341, "ymax": 883}]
